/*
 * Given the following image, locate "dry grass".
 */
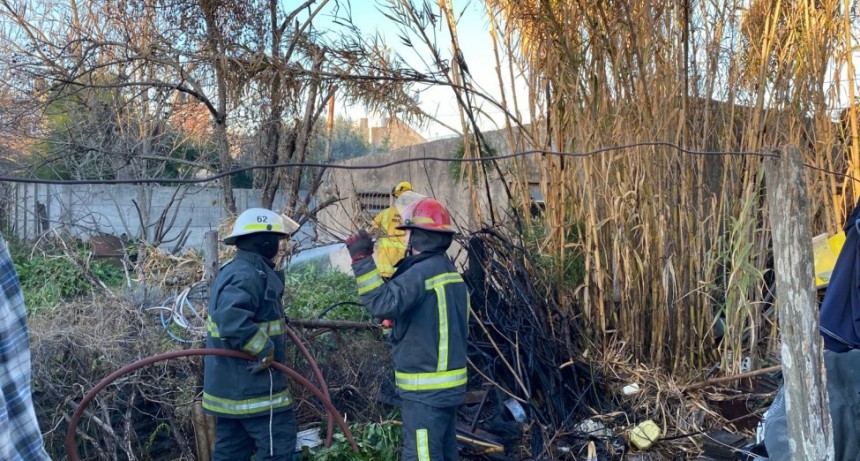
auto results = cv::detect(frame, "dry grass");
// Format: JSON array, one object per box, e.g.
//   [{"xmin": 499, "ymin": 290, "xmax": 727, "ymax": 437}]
[{"xmin": 472, "ymin": 0, "xmax": 855, "ymax": 376}]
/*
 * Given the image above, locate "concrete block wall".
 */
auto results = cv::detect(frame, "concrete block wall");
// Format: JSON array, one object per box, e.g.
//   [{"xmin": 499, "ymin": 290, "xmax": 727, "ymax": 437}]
[{"xmin": 2, "ymin": 182, "xmax": 314, "ymax": 251}]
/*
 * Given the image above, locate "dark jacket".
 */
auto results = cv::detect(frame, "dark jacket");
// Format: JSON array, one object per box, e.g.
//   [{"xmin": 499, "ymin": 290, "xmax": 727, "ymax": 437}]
[
  {"xmin": 820, "ymin": 204, "xmax": 860, "ymax": 352},
  {"xmin": 352, "ymin": 252, "xmax": 469, "ymax": 408},
  {"xmin": 203, "ymin": 250, "xmax": 291, "ymax": 418}
]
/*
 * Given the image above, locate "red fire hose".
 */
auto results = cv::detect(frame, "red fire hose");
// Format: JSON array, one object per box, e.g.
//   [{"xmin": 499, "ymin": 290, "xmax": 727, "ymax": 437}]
[
  {"xmin": 64, "ymin": 349, "xmax": 358, "ymax": 460},
  {"xmin": 284, "ymin": 324, "xmax": 336, "ymax": 446}
]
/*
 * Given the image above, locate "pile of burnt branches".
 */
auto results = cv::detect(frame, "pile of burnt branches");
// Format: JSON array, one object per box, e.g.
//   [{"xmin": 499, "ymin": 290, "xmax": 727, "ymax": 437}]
[
  {"xmin": 458, "ymin": 229, "xmax": 759, "ymax": 459},
  {"xmin": 459, "ymin": 229, "xmax": 611, "ymax": 456}
]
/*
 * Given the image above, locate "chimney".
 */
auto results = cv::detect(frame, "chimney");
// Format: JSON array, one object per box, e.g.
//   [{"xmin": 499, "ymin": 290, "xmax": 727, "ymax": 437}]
[{"xmin": 359, "ymin": 118, "xmax": 369, "ymax": 142}]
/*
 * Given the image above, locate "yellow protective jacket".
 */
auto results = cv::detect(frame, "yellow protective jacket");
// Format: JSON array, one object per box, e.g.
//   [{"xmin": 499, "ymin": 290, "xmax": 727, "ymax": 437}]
[{"xmin": 372, "ymin": 206, "xmax": 407, "ymax": 278}]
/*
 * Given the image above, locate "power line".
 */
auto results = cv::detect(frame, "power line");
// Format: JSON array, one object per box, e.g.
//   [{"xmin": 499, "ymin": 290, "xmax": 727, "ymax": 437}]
[{"xmin": 0, "ymin": 142, "xmax": 776, "ymax": 186}]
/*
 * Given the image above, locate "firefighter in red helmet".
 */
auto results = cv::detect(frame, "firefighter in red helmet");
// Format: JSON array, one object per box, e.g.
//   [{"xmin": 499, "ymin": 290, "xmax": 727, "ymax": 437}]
[{"xmin": 346, "ymin": 198, "xmax": 469, "ymax": 461}]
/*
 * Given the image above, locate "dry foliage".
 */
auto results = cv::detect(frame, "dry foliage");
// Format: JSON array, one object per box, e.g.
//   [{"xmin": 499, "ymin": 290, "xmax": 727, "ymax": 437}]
[{"xmin": 469, "ymin": 0, "xmax": 859, "ymax": 375}]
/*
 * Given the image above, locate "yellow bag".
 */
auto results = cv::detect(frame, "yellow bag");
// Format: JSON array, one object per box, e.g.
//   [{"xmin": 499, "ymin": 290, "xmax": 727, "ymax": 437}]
[{"xmin": 814, "ymin": 231, "xmax": 846, "ymax": 289}]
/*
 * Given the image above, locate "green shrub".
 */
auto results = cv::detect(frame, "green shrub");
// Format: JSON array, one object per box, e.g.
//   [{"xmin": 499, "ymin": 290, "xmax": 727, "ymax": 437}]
[
  {"xmin": 10, "ymin": 243, "xmax": 125, "ymax": 313},
  {"xmin": 300, "ymin": 421, "xmax": 401, "ymax": 461},
  {"xmin": 284, "ymin": 265, "xmax": 365, "ymax": 320},
  {"xmin": 449, "ymin": 140, "xmax": 497, "ymax": 184},
  {"xmin": 521, "ymin": 218, "xmax": 586, "ymax": 291}
]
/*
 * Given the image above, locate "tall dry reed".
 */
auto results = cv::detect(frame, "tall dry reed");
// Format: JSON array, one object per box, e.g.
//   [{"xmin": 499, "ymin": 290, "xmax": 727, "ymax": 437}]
[{"xmin": 475, "ymin": 0, "xmax": 856, "ymax": 375}]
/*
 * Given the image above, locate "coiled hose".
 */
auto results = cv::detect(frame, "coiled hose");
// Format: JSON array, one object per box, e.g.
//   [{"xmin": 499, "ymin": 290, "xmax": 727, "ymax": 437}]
[{"xmin": 64, "ymin": 348, "xmax": 358, "ymax": 460}]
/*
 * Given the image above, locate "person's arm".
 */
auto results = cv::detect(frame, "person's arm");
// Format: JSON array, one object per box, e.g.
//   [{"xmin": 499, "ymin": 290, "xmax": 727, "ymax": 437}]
[
  {"xmin": 210, "ymin": 272, "xmax": 273, "ymax": 359},
  {"xmin": 352, "ymin": 257, "xmax": 425, "ymax": 319}
]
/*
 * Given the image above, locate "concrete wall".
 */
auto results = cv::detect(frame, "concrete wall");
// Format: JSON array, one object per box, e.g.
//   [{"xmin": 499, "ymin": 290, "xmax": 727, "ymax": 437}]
[
  {"xmin": 1, "ymin": 182, "xmax": 315, "ymax": 251},
  {"xmin": 0, "ymin": 127, "xmax": 537, "ymax": 266},
  {"xmin": 315, "ymin": 129, "xmax": 537, "ymax": 272}
]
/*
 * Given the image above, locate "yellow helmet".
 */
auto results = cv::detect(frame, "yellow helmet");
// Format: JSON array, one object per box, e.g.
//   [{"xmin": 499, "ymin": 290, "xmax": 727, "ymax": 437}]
[{"xmin": 392, "ymin": 181, "xmax": 412, "ymax": 198}]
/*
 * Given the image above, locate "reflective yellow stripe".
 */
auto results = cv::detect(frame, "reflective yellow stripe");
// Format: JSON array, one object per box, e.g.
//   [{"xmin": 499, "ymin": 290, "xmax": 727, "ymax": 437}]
[
  {"xmin": 207, "ymin": 318, "xmax": 220, "ymax": 338},
  {"xmin": 242, "ymin": 329, "xmax": 268, "ymax": 355},
  {"xmin": 357, "ymin": 269, "xmax": 384, "ymax": 295},
  {"xmin": 207, "ymin": 319, "xmax": 283, "ymax": 339},
  {"xmin": 260, "ymin": 319, "xmax": 284, "ymax": 336},
  {"xmin": 424, "ymin": 272, "xmax": 464, "ymax": 371},
  {"xmin": 202, "ymin": 390, "xmax": 292, "ymax": 416},
  {"xmin": 417, "ymin": 428, "xmax": 430, "ymax": 461},
  {"xmin": 435, "ymin": 283, "xmax": 449, "ymax": 371},
  {"xmin": 395, "ymin": 368, "xmax": 468, "ymax": 391},
  {"xmin": 424, "ymin": 273, "xmax": 463, "ymax": 290},
  {"xmin": 410, "ymin": 216, "xmax": 435, "ymax": 224},
  {"xmin": 242, "ymin": 223, "xmax": 284, "ymax": 232}
]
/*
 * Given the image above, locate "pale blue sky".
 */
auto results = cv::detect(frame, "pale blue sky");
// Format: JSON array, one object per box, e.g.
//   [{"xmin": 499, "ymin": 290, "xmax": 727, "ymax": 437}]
[{"xmin": 315, "ymin": 0, "xmax": 529, "ymax": 140}]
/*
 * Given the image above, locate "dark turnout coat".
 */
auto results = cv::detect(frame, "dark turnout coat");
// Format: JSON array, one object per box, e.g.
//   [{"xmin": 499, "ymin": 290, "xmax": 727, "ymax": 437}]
[
  {"xmin": 203, "ymin": 250, "xmax": 292, "ymax": 418},
  {"xmin": 352, "ymin": 251, "xmax": 469, "ymax": 408}
]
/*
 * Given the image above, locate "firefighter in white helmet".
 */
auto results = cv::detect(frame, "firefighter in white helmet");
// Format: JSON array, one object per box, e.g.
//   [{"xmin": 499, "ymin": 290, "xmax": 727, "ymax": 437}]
[{"xmin": 203, "ymin": 208, "xmax": 299, "ymax": 461}]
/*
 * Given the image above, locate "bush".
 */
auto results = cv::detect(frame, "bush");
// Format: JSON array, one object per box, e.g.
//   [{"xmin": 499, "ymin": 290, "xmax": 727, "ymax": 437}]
[
  {"xmin": 449, "ymin": 140, "xmax": 497, "ymax": 184},
  {"xmin": 521, "ymin": 218, "xmax": 586, "ymax": 291},
  {"xmin": 11, "ymin": 241, "xmax": 125, "ymax": 313},
  {"xmin": 300, "ymin": 421, "xmax": 401, "ymax": 461},
  {"xmin": 284, "ymin": 265, "xmax": 365, "ymax": 320}
]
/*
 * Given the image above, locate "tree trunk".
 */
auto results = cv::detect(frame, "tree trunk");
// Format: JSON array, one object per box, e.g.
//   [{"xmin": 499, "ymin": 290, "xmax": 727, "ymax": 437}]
[
  {"xmin": 201, "ymin": 1, "xmax": 235, "ymax": 215},
  {"xmin": 765, "ymin": 146, "xmax": 834, "ymax": 461}
]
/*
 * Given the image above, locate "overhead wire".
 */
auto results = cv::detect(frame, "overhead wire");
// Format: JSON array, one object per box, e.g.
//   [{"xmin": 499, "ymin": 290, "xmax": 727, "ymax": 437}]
[
  {"xmin": 0, "ymin": 141, "xmax": 782, "ymax": 186},
  {"xmin": 2, "ymin": 141, "xmax": 852, "ymax": 192}
]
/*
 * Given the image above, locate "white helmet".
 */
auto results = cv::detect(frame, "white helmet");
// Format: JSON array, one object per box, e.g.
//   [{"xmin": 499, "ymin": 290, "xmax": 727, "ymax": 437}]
[{"xmin": 223, "ymin": 208, "xmax": 299, "ymax": 245}]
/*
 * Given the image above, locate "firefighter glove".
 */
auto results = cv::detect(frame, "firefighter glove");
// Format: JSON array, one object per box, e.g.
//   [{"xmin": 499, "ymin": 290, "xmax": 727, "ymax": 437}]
[
  {"xmin": 248, "ymin": 344, "xmax": 275, "ymax": 374},
  {"xmin": 346, "ymin": 229, "xmax": 373, "ymax": 262}
]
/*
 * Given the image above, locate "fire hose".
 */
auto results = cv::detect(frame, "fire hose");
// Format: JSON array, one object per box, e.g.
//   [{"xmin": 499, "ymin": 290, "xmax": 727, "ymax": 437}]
[
  {"xmin": 64, "ymin": 348, "xmax": 359, "ymax": 459},
  {"xmin": 284, "ymin": 324, "xmax": 335, "ymax": 446}
]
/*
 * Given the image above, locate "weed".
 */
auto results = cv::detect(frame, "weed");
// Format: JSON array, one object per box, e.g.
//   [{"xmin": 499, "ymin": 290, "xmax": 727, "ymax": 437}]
[
  {"xmin": 284, "ymin": 265, "xmax": 364, "ymax": 320},
  {"xmin": 9, "ymin": 240, "xmax": 125, "ymax": 314},
  {"xmin": 449, "ymin": 140, "xmax": 497, "ymax": 184},
  {"xmin": 300, "ymin": 421, "xmax": 401, "ymax": 461}
]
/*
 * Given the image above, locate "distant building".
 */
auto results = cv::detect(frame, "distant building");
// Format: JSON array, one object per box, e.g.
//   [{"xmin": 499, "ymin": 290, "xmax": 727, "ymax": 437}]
[
  {"xmin": 359, "ymin": 116, "xmax": 426, "ymax": 150},
  {"xmin": 168, "ymin": 93, "xmax": 212, "ymax": 143}
]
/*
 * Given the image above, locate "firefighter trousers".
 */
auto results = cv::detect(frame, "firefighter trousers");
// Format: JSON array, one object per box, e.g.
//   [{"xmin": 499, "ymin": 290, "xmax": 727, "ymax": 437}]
[
  {"xmin": 401, "ymin": 400, "xmax": 459, "ymax": 461},
  {"xmin": 211, "ymin": 409, "xmax": 296, "ymax": 461}
]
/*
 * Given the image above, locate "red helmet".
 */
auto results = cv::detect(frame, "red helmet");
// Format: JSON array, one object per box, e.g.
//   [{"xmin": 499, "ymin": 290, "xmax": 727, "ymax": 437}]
[{"xmin": 396, "ymin": 198, "xmax": 457, "ymax": 234}]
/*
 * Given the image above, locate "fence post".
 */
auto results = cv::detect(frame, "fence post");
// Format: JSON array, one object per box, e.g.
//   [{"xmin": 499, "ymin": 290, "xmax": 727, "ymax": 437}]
[
  {"xmin": 764, "ymin": 146, "xmax": 834, "ymax": 460},
  {"xmin": 197, "ymin": 228, "xmax": 220, "ymax": 461},
  {"xmin": 203, "ymin": 230, "xmax": 220, "ymax": 285}
]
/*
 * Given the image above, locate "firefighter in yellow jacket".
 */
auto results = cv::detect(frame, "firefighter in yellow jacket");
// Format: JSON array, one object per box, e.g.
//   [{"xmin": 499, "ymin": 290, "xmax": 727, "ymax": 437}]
[{"xmin": 371, "ymin": 181, "xmax": 412, "ymax": 278}]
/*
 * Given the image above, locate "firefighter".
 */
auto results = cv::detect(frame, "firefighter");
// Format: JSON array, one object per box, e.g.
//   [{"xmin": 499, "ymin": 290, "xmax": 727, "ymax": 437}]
[
  {"xmin": 203, "ymin": 208, "xmax": 298, "ymax": 461},
  {"xmin": 346, "ymin": 198, "xmax": 469, "ymax": 461},
  {"xmin": 371, "ymin": 181, "xmax": 413, "ymax": 279}
]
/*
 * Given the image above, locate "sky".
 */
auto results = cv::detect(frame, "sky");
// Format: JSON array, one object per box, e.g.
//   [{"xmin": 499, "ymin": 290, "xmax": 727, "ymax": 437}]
[
  {"xmin": 310, "ymin": 0, "xmax": 860, "ymax": 140},
  {"xmin": 316, "ymin": 0, "xmax": 530, "ymax": 140}
]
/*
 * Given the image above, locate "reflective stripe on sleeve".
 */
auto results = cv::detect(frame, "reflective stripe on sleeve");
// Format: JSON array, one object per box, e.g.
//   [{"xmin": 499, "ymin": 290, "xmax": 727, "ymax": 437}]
[
  {"xmin": 207, "ymin": 319, "xmax": 283, "ymax": 339},
  {"xmin": 242, "ymin": 329, "xmax": 269, "ymax": 355},
  {"xmin": 356, "ymin": 269, "xmax": 384, "ymax": 295}
]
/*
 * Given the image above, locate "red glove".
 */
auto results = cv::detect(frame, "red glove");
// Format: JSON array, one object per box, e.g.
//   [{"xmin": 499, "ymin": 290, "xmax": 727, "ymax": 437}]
[
  {"xmin": 382, "ymin": 319, "xmax": 394, "ymax": 328},
  {"xmin": 346, "ymin": 229, "xmax": 373, "ymax": 262}
]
